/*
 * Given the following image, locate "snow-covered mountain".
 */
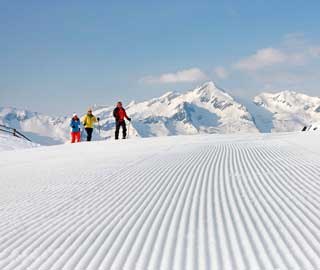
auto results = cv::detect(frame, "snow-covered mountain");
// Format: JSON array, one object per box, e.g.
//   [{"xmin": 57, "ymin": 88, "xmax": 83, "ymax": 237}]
[
  {"xmin": 95, "ymin": 82, "xmax": 259, "ymax": 139},
  {"xmin": 1, "ymin": 82, "xmax": 319, "ymax": 145},
  {"xmin": 253, "ymin": 90, "xmax": 320, "ymax": 132},
  {"xmin": 0, "ymin": 107, "xmax": 71, "ymax": 145}
]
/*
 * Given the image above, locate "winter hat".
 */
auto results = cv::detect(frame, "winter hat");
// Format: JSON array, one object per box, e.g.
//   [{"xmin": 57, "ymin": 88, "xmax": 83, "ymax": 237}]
[{"xmin": 73, "ymin": 113, "xmax": 77, "ymax": 117}]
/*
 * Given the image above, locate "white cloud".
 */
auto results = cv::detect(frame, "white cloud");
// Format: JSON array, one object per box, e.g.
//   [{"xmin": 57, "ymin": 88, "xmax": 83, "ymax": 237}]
[
  {"xmin": 234, "ymin": 34, "xmax": 320, "ymax": 74},
  {"xmin": 228, "ymin": 33, "xmax": 320, "ymax": 94},
  {"xmin": 214, "ymin": 67, "xmax": 229, "ymax": 79},
  {"xmin": 234, "ymin": 48, "xmax": 287, "ymax": 71},
  {"xmin": 141, "ymin": 68, "xmax": 207, "ymax": 84}
]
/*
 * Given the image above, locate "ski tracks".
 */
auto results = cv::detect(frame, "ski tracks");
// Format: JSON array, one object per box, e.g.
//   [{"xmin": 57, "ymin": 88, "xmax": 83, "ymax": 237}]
[{"xmin": 0, "ymin": 135, "xmax": 320, "ymax": 269}]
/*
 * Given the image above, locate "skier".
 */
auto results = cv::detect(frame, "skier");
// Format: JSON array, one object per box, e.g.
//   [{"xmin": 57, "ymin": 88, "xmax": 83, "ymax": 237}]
[
  {"xmin": 82, "ymin": 108, "xmax": 100, "ymax": 141},
  {"xmin": 113, "ymin": 101, "xmax": 131, "ymax": 140},
  {"xmin": 70, "ymin": 113, "xmax": 81, "ymax": 143}
]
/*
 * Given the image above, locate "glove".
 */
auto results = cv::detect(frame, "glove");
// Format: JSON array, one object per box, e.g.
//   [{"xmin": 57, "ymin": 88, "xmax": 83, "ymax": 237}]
[
  {"xmin": 97, "ymin": 117, "xmax": 100, "ymax": 121},
  {"xmin": 72, "ymin": 125, "xmax": 75, "ymax": 128},
  {"xmin": 128, "ymin": 117, "xmax": 132, "ymax": 122}
]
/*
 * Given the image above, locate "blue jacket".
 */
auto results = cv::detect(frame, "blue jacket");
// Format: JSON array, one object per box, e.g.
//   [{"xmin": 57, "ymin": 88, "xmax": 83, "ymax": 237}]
[{"xmin": 70, "ymin": 118, "xmax": 81, "ymax": 133}]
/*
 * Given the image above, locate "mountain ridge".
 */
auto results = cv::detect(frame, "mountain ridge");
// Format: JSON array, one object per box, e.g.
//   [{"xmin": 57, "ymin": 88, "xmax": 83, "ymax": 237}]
[{"xmin": 1, "ymin": 82, "xmax": 319, "ymax": 145}]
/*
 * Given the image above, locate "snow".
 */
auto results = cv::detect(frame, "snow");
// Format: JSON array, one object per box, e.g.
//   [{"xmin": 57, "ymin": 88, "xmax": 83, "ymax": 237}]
[
  {"xmin": 0, "ymin": 82, "xmax": 261, "ymax": 144},
  {"xmin": 1, "ymin": 132, "xmax": 320, "ymax": 269},
  {"xmin": 1, "ymin": 83, "xmax": 320, "ymax": 146},
  {"xmin": 125, "ymin": 82, "xmax": 258, "ymax": 136},
  {"xmin": 0, "ymin": 107, "xmax": 71, "ymax": 145},
  {"xmin": 0, "ymin": 107, "xmax": 103, "ymax": 145},
  {"xmin": 254, "ymin": 90, "xmax": 320, "ymax": 132},
  {"xmin": 0, "ymin": 133, "xmax": 39, "ymax": 152}
]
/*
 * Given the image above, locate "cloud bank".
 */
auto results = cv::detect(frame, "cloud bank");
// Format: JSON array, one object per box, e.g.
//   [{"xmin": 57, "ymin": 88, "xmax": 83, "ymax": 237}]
[
  {"xmin": 141, "ymin": 68, "xmax": 207, "ymax": 84},
  {"xmin": 234, "ymin": 48, "xmax": 288, "ymax": 71}
]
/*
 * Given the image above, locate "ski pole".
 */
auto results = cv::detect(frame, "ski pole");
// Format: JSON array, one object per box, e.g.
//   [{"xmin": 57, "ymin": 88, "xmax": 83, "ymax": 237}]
[
  {"xmin": 127, "ymin": 121, "xmax": 130, "ymax": 139},
  {"xmin": 98, "ymin": 119, "xmax": 101, "ymax": 135}
]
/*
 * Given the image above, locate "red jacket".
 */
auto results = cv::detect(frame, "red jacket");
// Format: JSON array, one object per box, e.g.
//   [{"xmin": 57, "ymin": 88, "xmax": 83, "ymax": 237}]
[{"xmin": 113, "ymin": 107, "xmax": 129, "ymax": 122}]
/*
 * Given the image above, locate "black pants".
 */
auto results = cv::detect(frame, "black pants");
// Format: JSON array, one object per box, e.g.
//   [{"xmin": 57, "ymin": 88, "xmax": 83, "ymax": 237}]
[
  {"xmin": 115, "ymin": 121, "xmax": 127, "ymax": 139},
  {"xmin": 85, "ymin": 128, "xmax": 93, "ymax": 141}
]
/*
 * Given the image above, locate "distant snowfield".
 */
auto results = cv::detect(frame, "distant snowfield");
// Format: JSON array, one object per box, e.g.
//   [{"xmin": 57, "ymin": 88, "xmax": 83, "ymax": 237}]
[
  {"xmin": 0, "ymin": 133, "xmax": 39, "ymax": 152},
  {"xmin": 1, "ymin": 132, "xmax": 320, "ymax": 269}
]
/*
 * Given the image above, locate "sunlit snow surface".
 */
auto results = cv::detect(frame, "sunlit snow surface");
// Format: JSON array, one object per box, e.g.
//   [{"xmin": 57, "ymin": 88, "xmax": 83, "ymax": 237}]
[
  {"xmin": 0, "ymin": 132, "xmax": 320, "ymax": 269},
  {"xmin": 0, "ymin": 133, "xmax": 38, "ymax": 152}
]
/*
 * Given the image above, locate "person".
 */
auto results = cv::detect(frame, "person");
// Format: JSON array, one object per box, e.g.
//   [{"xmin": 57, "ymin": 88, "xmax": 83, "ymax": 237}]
[
  {"xmin": 82, "ymin": 108, "xmax": 100, "ymax": 141},
  {"xmin": 70, "ymin": 113, "xmax": 81, "ymax": 143},
  {"xmin": 113, "ymin": 101, "xmax": 131, "ymax": 139}
]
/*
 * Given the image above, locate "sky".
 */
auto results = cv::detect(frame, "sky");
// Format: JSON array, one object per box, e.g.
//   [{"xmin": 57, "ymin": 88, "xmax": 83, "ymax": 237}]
[{"xmin": 0, "ymin": 0, "xmax": 320, "ymax": 116}]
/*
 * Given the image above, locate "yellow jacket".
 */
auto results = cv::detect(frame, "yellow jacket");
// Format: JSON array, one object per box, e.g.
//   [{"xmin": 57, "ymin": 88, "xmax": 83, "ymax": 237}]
[{"xmin": 82, "ymin": 114, "xmax": 97, "ymax": 128}]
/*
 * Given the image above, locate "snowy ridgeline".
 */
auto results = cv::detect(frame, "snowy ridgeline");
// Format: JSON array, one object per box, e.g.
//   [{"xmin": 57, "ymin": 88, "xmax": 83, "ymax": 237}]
[
  {"xmin": 1, "ymin": 132, "xmax": 320, "ymax": 269},
  {"xmin": 1, "ymin": 82, "xmax": 320, "ymax": 146}
]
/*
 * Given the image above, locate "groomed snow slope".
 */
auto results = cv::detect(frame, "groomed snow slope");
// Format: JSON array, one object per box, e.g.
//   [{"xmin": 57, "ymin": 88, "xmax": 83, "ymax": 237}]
[{"xmin": 1, "ymin": 133, "xmax": 320, "ymax": 270}]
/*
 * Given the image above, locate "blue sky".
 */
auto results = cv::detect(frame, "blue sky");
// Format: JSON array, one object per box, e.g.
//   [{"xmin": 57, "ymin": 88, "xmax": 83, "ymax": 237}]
[{"xmin": 0, "ymin": 0, "xmax": 319, "ymax": 115}]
